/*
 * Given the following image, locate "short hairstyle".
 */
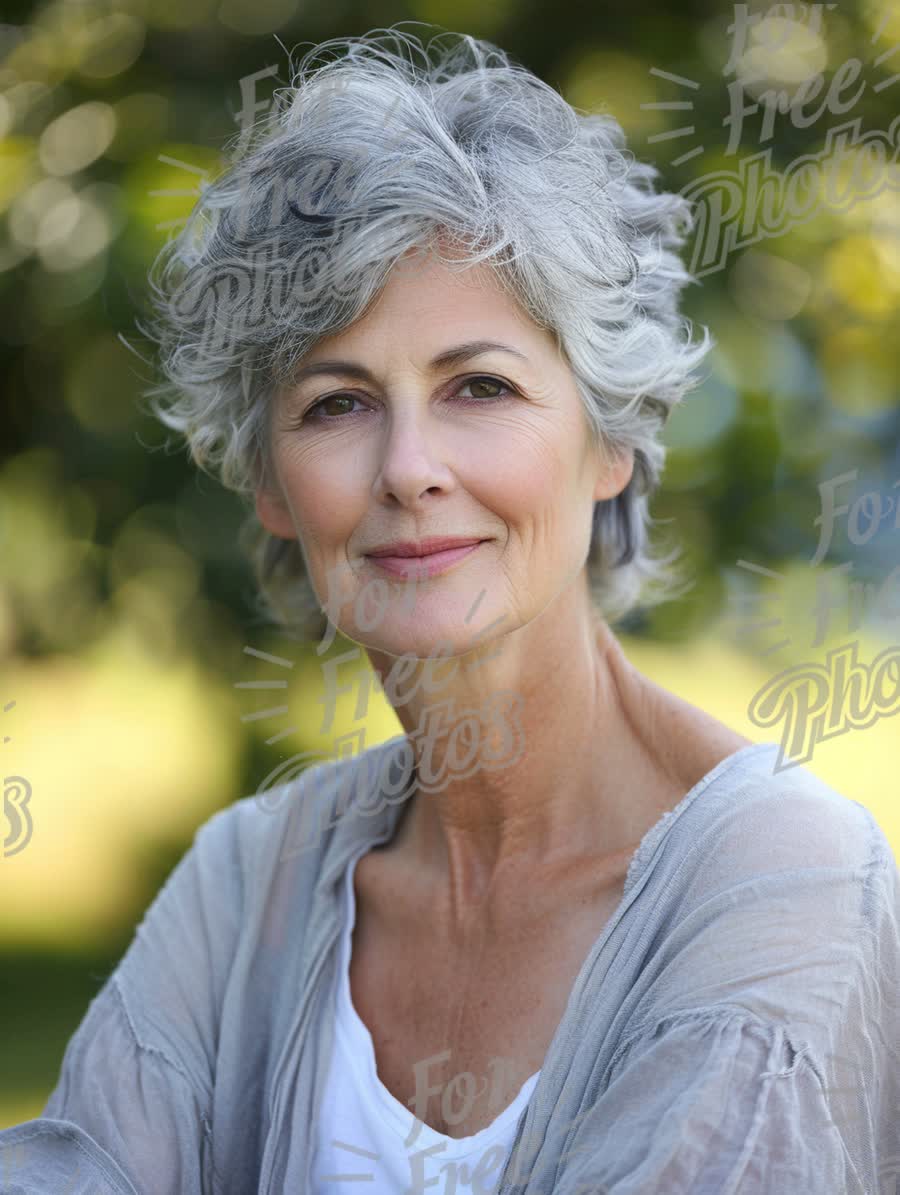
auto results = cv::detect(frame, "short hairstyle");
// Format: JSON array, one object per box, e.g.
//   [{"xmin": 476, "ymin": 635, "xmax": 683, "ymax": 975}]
[{"xmin": 139, "ymin": 24, "xmax": 713, "ymax": 643}]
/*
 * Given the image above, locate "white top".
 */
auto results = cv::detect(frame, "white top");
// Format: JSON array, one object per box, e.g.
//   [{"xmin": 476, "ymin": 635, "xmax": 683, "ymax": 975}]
[{"xmin": 312, "ymin": 843, "xmax": 542, "ymax": 1194}]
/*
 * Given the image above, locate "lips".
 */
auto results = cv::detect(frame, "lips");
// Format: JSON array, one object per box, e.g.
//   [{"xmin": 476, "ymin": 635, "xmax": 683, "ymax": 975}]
[
  {"xmin": 364, "ymin": 538, "xmax": 486, "ymax": 579},
  {"xmin": 365, "ymin": 537, "xmax": 486, "ymax": 559}
]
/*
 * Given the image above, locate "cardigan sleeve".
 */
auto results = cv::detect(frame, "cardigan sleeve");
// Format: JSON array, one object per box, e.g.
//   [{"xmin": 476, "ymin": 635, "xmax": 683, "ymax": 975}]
[
  {"xmin": 545, "ymin": 1009, "xmax": 876, "ymax": 1195},
  {"xmin": 0, "ymin": 1114, "xmax": 139, "ymax": 1194},
  {"xmin": 0, "ymin": 982, "xmax": 212, "ymax": 1194},
  {"xmin": 0, "ymin": 802, "xmax": 244, "ymax": 1195},
  {"xmin": 538, "ymin": 792, "xmax": 900, "ymax": 1195}
]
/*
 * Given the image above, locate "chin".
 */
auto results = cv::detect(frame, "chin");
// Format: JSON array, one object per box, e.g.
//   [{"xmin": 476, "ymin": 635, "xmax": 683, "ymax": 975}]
[{"xmin": 348, "ymin": 607, "xmax": 493, "ymax": 661}]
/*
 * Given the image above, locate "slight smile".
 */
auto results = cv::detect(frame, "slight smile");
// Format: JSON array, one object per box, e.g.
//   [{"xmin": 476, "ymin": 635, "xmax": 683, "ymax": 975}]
[{"xmin": 364, "ymin": 538, "xmax": 489, "ymax": 579}]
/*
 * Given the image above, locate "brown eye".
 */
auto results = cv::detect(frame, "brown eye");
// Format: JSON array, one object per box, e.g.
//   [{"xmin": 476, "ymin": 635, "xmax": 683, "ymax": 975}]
[
  {"xmin": 320, "ymin": 395, "xmax": 355, "ymax": 416},
  {"xmin": 459, "ymin": 375, "xmax": 515, "ymax": 402},
  {"xmin": 297, "ymin": 375, "xmax": 516, "ymax": 427},
  {"xmin": 305, "ymin": 393, "xmax": 361, "ymax": 420},
  {"xmin": 468, "ymin": 378, "xmax": 503, "ymax": 398}
]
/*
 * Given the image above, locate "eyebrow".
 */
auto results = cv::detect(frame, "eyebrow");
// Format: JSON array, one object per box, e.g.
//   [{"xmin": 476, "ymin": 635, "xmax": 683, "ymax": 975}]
[{"xmin": 289, "ymin": 340, "xmax": 531, "ymax": 386}]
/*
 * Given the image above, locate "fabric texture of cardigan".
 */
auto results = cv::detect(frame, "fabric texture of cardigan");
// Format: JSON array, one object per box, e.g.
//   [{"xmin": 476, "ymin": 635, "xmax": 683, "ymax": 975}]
[{"xmin": 1, "ymin": 733, "xmax": 898, "ymax": 1194}]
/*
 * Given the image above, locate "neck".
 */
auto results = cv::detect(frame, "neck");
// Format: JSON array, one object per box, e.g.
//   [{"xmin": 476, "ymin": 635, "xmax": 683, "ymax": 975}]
[{"xmin": 363, "ymin": 578, "xmax": 682, "ymax": 916}]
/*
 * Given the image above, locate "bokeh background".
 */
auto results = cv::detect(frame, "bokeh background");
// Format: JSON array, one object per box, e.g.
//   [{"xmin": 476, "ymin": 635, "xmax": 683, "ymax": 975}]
[{"xmin": 1, "ymin": 0, "xmax": 899, "ymax": 1126}]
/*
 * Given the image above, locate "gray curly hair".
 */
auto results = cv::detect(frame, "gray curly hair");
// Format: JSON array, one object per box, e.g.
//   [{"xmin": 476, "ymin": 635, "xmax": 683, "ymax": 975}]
[{"xmin": 138, "ymin": 23, "xmax": 713, "ymax": 644}]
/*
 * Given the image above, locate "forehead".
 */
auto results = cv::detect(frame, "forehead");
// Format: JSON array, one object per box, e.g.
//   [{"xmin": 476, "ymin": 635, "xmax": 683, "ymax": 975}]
[{"xmin": 329, "ymin": 243, "xmax": 548, "ymax": 350}]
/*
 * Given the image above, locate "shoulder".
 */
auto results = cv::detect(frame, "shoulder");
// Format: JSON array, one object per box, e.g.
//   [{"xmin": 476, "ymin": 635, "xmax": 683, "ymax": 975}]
[
  {"xmin": 629, "ymin": 736, "xmax": 893, "ymax": 914},
  {"xmin": 653, "ymin": 746, "xmax": 900, "ymax": 977},
  {"xmin": 625, "ymin": 739, "xmax": 900, "ymax": 979},
  {"xmin": 621, "ymin": 749, "xmax": 900, "ymax": 1070},
  {"xmin": 695, "ymin": 748, "xmax": 894, "ymax": 879},
  {"xmin": 217, "ymin": 732, "xmax": 413, "ymax": 870},
  {"xmin": 112, "ymin": 736, "xmax": 413, "ymax": 1053}
]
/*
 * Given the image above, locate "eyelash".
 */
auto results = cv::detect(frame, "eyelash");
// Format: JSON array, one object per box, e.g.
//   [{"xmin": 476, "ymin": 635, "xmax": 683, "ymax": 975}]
[{"xmin": 296, "ymin": 374, "xmax": 519, "ymax": 425}]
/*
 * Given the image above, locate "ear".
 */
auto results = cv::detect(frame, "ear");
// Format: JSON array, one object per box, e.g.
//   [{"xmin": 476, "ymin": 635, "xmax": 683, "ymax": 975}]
[
  {"xmin": 255, "ymin": 486, "xmax": 297, "ymax": 540},
  {"xmin": 594, "ymin": 446, "xmax": 634, "ymax": 503}
]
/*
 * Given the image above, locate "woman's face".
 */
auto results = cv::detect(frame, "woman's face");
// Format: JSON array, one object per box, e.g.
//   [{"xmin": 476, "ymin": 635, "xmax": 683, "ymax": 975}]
[{"xmin": 256, "ymin": 245, "xmax": 633, "ymax": 657}]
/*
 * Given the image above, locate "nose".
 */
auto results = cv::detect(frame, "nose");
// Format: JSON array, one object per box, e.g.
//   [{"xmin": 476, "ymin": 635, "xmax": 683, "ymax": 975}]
[{"xmin": 370, "ymin": 403, "xmax": 456, "ymax": 507}]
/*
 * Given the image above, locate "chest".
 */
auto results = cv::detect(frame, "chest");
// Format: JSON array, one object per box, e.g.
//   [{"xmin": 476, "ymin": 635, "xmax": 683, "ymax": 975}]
[{"xmin": 346, "ymin": 856, "xmax": 627, "ymax": 1138}]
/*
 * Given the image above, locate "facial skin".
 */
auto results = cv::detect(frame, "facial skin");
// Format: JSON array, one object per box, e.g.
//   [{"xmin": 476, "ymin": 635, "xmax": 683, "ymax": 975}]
[
  {"xmin": 259, "ymin": 243, "xmax": 629, "ymax": 658},
  {"xmin": 256, "ymin": 242, "xmax": 749, "ymax": 922}
]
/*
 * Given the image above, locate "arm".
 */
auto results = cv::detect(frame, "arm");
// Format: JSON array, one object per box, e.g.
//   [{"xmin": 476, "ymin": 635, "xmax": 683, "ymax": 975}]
[
  {"xmin": 0, "ymin": 803, "xmax": 243, "ymax": 1195},
  {"xmin": 548, "ymin": 1009, "xmax": 864, "ymax": 1195}
]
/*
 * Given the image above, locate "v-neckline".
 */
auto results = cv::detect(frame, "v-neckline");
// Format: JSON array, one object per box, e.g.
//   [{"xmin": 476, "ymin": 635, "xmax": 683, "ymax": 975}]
[{"xmin": 325, "ymin": 737, "xmax": 780, "ymax": 1155}]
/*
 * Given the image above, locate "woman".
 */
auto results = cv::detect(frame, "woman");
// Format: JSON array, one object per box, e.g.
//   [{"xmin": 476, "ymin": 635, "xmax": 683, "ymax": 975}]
[{"xmin": 2, "ymin": 25, "xmax": 898, "ymax": 1195}]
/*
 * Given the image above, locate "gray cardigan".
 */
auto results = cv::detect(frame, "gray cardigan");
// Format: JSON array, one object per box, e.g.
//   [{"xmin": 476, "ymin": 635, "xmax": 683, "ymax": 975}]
[{"xmin": 1, "ymin": 734, "xmax": 898, "ymax": 1194}]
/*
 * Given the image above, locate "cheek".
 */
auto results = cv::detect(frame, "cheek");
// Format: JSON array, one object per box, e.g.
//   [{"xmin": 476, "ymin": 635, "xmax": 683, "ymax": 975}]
[
  {"xmin": 276, "ymin": 441, "xmax": 368, "ymax": 535},
  {"xmin": 472, "ymin": 431, "xmax": 570, "ymax": 524},
  {"xmin": 476, "ymin": 431, "xmax": 591, "ymax": 566}
]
